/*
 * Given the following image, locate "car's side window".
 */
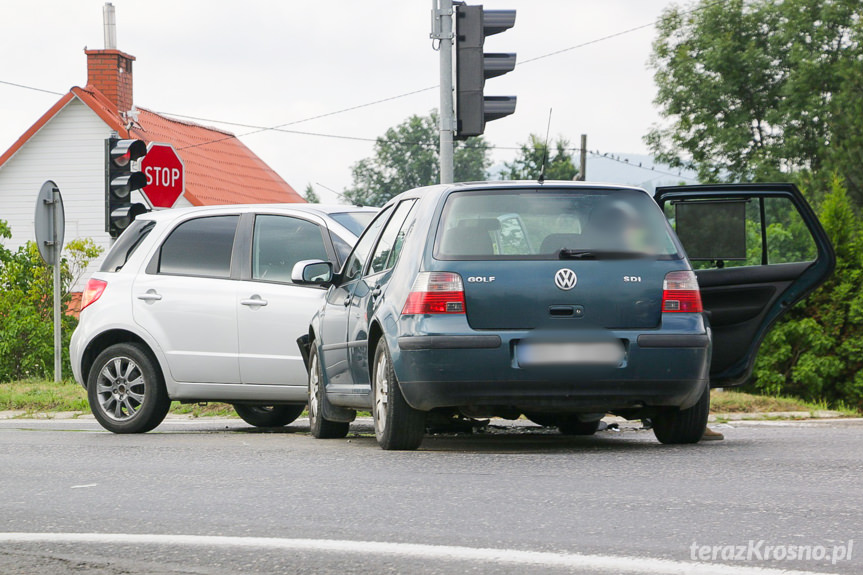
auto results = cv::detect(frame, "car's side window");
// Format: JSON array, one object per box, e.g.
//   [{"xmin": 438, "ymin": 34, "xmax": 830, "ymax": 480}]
[
  {"xmin": 666, "ymin": 196, "xmax": 817, "ymax": 269},
  {"xmin": 158, "ymin": 215, "xmax": 239, "ymax": 278},
  {"xmin": 252, "ymin": 215, "xmax": 328, "ymax": 284},
  {"xmin": 368, "ymin": 200, "xmax": 416, "ymax": 275},
  {"xmin": 342, "ymin": 206, "xmax": 393, "ymax": 282}
]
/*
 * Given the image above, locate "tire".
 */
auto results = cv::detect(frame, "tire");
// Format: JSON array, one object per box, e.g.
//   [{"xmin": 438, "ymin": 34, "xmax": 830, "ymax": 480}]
[
  {"xmin": 557, "ymin": 417, "xmax": 601, "ymax": 436},
  {"xmin": 233, "ymin": 404, "xmax": 304, "ymax": 427},
  {"xmin": 307, "ymin": 345, "xmax": 349, "ymax": 439},
  {"xmin": 87, "ymin": 343, "xmax": 170, "ymax": 434},
  {"xmin": 652, "ymin": 384, "xmax": 710, "ymax": 445},
  {"xmin": 372, "ymin": 342, "xmax": 426, "ymax": 450}
]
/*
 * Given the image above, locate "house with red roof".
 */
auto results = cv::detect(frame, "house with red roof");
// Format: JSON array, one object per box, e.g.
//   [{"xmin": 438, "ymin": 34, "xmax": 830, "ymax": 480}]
[{"xmin": 0, "ymin": 31, "xmax": 304, "ymax": 288}]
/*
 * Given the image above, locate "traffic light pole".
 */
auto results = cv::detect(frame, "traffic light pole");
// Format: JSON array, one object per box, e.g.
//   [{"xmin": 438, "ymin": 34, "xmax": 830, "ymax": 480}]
[{"xmin": 433, "ymin": 0, "xmax": 455, "ymax": 184}]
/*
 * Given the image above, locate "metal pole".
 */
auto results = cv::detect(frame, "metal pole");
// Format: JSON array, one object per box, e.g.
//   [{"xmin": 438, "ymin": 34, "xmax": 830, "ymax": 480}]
[
  {"xmin": 579, "ymin": 134, "xmax": 588, "ymax": 181},
  {"xmin": 52, "ymin": 189, "xmax": 62, "ymax": 382},
  {"xmin": 437, "ymin": 0, "xmax": 455, "ymax": 184}
]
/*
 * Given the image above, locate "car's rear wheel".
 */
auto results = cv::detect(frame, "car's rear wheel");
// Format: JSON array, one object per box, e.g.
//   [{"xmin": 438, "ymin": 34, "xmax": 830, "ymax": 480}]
[
  {"xmin": 308, "ymin": 346, "xmax": 349, "ymax": 439},
  {"xmin": 87, "ymin": 343, "xmax": 170, "ymax": 434},
  {"xmin": 233, "ymin": 404, "xmax": 304, "ymax": 427},
  {"xmin": 652, "ymin": 384, "xmax": 710, "ymax": 444},
  {"xmin": 372, "ymin": 342, "xmax": 426, "ymax": 451}
]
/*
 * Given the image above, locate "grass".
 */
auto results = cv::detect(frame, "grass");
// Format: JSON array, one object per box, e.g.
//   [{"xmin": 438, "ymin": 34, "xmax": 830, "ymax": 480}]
[
  {"xmin": 0, "ymin": 379, "xmax": 89, "ymax": 412},
  {"xmin": 709, "ymin": 389, "xmax": 860, "ymax": 417},
  {"xmin": 0, "ymin": 379, "xmax": 239, "ymax": 417},
  {"xmin": 1, "ymin": 380, "xmax": 859, "ymax": 419}
]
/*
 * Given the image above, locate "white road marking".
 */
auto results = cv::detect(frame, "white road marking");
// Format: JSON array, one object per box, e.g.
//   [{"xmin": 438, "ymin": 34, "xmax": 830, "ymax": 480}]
[
  {"xmin": 0, "ymin": 532, "xmax": 837, "ymax": 575},
  {"xmin": 69, "ymin": 484, "xmax": 97, "ymax": 489}
]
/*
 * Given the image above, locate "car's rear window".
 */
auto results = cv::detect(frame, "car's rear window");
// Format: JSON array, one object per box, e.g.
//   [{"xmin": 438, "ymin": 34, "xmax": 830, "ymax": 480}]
[
  {"xmin": 435, "ymin": 188, "xmax": 679, "ymax": 260},
  {"xmin": 330, "ymin": 211, "xmax": 376, "ymax": 237},
  {"xmin": 99, "ymin": 219, "xmax": 155, "ymax": 272}
]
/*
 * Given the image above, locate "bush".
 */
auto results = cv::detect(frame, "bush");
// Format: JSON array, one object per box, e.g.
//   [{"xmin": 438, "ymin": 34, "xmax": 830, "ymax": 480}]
[
  {"xmin": 0, "ymin": 220, "xmax": 102, "ymax": 381},
  {"xmin": 751, "ymin": 176, "xmax": 863, "ymax": 409}
]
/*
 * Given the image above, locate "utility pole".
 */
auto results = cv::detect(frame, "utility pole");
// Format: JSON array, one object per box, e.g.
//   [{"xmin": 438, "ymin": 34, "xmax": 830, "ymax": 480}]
[
  {"xmin": 432, "ymin": 0, "xmax": 455, "ymax": 184},
  {"xmin": 578, "ymin": 134, "xmax": 587, "ymax": 181}
]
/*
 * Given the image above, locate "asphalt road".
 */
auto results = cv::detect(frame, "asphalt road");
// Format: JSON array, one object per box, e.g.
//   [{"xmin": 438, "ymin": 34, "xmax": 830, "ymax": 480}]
[{"xmin": 1, "ymin": 416, "xmax": 861, "ymax": 575}]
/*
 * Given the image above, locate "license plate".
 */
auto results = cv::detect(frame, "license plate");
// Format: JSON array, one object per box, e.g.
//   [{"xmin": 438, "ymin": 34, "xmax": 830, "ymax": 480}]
[{"xmin": 517, "ymin": 341, "xmax": 624, "ymax": 366}]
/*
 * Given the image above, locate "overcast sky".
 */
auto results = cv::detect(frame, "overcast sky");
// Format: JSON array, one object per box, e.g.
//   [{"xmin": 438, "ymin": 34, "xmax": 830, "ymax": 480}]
[{"xmin": 0, "ymin": 0, "xmax": 678, "ymax": 202}]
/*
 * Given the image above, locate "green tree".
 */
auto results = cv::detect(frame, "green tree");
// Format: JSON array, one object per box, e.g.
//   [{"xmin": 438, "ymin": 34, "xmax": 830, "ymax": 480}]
[
  {"xmin": 752, "ymin": 176, "xmax": 863, "ymax": 408},
  {"xmin": 303, "ymin": 183, "xmax": 320, "ymax": 203},
  {"xmin": 646, "ymin": 0, "xmax": 863, "ymax": 199},
  {"xmin": 343, "ymin": 111, "xmax": 491, "ymax": 207},
  {"xmin": 500, "ymin": 134, "xmax": 578, "ymax": 181},
  {"xmin": 0, "ymin": 221, "xmax": 103, "ymax": 381}
]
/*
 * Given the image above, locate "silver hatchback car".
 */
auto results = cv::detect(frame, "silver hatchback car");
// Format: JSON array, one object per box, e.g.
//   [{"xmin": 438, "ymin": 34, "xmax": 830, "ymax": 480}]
[{"xmin": 70, "ymin": 204, "xmax": 377, "ymax": 433}]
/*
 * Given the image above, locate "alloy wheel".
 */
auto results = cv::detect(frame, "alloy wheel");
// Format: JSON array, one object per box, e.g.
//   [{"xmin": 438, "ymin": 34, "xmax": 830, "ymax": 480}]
[{"xmin": 95, "ymin": 356, "xmax": 146, "ymax": 421}]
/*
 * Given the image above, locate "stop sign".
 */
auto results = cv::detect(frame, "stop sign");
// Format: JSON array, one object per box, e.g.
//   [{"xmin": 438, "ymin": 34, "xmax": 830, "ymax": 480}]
[{"xmin": 141, "ymin": 143, "xmax": 185, "ymax": 208}]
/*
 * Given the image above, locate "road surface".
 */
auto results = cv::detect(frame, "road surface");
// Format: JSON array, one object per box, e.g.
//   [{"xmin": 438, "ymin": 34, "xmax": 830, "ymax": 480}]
[{"xmin": 1, "ymin": 416, "xmax": 861, "ymax": 574}]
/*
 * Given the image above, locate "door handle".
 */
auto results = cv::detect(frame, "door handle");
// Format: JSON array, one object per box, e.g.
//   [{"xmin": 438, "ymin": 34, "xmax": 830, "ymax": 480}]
[
  {"xmin": 343, "ymin": 295, "xmax": 352, "ymax": 307},
  {"xmin": 241, "ymin": 296, "xmax": 268, "ymax": 307},
  {"xmin": 136, "ymin": 290, "xmax": 162, "ymax": 302},
  {"xmin": 371, "ymin": 285, "xmax": 382, "ymax": 299}
]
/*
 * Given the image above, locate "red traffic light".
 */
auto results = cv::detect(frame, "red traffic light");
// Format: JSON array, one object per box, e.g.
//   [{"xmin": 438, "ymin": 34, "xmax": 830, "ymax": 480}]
[{"xmin": 110, "ymin": 139, "xmax": 147, "ymax": 167}]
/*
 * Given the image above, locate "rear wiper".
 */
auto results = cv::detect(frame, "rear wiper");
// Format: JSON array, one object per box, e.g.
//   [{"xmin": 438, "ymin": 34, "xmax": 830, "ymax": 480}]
[
  {"xmin": 558, "ymin": 249, "xmax": 597, "ymax": 260},
  {"xmin": 558, "ymin": 249, "xmax": 650, "ymax": 260}
]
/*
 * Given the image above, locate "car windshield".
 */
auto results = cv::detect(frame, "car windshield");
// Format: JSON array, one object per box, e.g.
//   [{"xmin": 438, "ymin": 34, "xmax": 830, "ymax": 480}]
[
  {"xmin": 435, "ymin": 188, "xmax": 680, "ymax": 260},
  {"xmin": 330, "ymin": 211, "xmax": 376, "ymax": 237}
]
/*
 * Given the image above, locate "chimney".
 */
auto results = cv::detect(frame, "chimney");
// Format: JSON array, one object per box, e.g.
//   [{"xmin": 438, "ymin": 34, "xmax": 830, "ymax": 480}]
[{"xmin": 85, "ymin": 3, "xmax": 135, "ymax": 113}]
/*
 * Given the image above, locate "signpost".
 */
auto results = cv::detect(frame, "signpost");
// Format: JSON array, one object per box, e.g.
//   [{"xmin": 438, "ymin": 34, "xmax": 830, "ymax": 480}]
[
  {"xmin": 34, "ymin": 181, "xmax": 65, "ymax": 383},
  {"xmin": 140, "ymin": 143, "xmax": 185, "ymax": 208}
]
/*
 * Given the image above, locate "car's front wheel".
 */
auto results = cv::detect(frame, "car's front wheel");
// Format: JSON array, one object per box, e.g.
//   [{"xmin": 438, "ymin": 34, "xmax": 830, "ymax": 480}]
[
  {"xmin": 307, "ymin": 345, "xmax": 349, "ymax": 439},
  {"xmin": 233, "ymin": 404, "xmax": 304, "ymax": 427},
  {"xmin": 372, "ymin": 341, "xmax": 426, "ymax": 450},
  {"xmin": 87, "ymin": 343, "xmax": 171, "ymax": 434},
  {"xmin": 652, "ymin": 384, "xmax": 710, "ymax": 444}
]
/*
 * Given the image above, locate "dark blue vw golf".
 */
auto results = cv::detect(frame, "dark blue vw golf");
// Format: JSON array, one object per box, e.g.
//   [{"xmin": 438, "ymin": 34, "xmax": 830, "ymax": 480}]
[{"xmin": 296, "ymin": 182, "xmax": 834, "ymax": 450}]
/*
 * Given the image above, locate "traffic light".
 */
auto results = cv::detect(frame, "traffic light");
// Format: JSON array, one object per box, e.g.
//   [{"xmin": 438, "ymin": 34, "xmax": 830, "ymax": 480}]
[
  {"xmin": 105, "ymin": 138, "xmax": 149, "ymax": 237},
  {"xmin": 454, "ymin": 5, "xmax": 517, "ymax": 139}
]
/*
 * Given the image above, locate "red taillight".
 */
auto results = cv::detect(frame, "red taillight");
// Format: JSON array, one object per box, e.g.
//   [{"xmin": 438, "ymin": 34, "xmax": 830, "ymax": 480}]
[
  {"xmin": 662, "ymin": 270, "xmax": 703, "ymax": 313},
  {"xmin": 401, "ymin": 272, "xmax": 465, "ymax": 315},
  {"xmin": 80, "ymin": 279, "xmax": 107, "ymax": 311}
]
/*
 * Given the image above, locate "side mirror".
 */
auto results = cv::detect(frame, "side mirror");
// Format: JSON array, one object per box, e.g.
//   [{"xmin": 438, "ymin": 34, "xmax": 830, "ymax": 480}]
[{"xmin": 291, "ymin": 260, "xmax": 334, "ymax": 285}]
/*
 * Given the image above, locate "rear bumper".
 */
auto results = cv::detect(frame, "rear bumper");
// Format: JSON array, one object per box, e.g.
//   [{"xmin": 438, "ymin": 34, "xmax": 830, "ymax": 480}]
[
  {"xmin": 392, "ymin": 319, "xmax": 711, "ymax": 412},
  {"xmin": 399, "ymin": 377, "xmax": 708, "ymax": 413}
]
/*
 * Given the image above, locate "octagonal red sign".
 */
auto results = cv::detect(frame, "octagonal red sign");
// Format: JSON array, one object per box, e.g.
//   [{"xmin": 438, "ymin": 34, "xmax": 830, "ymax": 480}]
[{"xmin": 141, "ymin": 143, "xmax": 185, "ymax": 208}]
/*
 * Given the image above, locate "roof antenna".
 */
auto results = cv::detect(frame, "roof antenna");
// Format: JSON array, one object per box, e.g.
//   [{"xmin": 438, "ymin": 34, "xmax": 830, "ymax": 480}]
[{"xmin": 538, "ymin": 108, "xmax": 552, "ymax": 184}]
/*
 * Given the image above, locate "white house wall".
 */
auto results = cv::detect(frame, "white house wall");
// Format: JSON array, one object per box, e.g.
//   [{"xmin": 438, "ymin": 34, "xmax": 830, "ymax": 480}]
[{"xmin": 0, "ymin": 97, "xmax": 115, "ymax": 290}]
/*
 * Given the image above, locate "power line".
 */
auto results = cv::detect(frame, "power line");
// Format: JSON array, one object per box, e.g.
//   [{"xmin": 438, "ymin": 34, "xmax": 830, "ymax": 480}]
[
  {"xmin": 0, "ymin": 79, "xmax": 64, "ymax": 96},
  {"xmin": 2, "ymin": 0, "xmax": 731, "ymax": 154},
  {"xmin": 587, "ymin": 150, "xmax": 699, "ymax": 181},
  {"xmin": 0, "ymin": 76, "xmax": 698, "ymax": 178},
  {"xmin": 517, "ymin": 0, "xmax": 730, "ymax": 67},
  {"xmin": 171, "ymin": 0, "xmax": 732, "ymax": 150},
  {"xmin": 170, "ymin": 86, "xmax": 438, "ymax": 150}
]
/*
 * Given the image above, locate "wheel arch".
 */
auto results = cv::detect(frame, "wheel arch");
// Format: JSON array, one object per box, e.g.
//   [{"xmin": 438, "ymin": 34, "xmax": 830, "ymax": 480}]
[
  {"xmin": 81, "ymin": 329, "xmax": 162, "ymax": 389},
  {"xmin": 367, "ymin": 320, "xmax": 385, "ymax": 375}
]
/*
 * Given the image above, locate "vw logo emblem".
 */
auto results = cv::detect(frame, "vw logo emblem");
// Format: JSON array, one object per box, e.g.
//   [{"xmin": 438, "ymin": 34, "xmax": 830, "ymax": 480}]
[{"xmin": 554, "ymin": 268, "xmax": 577, "ymax": 290}]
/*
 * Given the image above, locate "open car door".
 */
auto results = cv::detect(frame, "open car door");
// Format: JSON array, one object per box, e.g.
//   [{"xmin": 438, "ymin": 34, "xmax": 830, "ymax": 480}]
[{"xmin": 655, "ymin": 183, "xmax": 835, "ymax": 387}]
